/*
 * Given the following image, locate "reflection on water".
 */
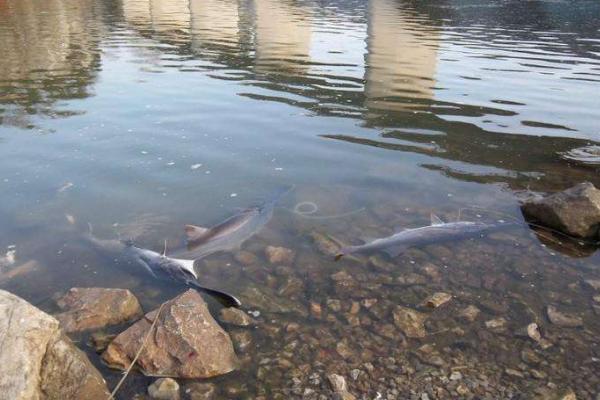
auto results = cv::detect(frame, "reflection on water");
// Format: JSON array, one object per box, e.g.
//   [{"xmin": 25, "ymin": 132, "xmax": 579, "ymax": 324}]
[
  {"xmin": 365, "ymin": 0, "xmax": 440, "ymax": 112},
  {"xmin": 0, "ymin": 0, "xmax": 102, "ymax": 128},
  {"xmin": 1, "ymin": 0, "xmax": 600, "ymax": 398}
]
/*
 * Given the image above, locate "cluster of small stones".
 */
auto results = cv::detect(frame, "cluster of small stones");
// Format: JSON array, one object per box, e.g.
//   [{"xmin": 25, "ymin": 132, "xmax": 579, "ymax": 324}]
[{"xmin": 127, "ymin": 203, "xmax": 600, "ymax": 399}]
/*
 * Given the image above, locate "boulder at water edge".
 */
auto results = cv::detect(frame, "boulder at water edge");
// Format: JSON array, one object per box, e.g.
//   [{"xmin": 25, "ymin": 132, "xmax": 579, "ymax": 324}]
[
  {"xmin": 55, "ymin": 287, "xmax": 143, "ymax": 333},
  {"xmin": 102, "ymin": 289, "xmax": 238, "ymax": 378},
  {"xmin": 0, "ymin": 289, "xmax": 110, "ymax": 400},
  {"xmin": 521, "ymin": 182, "xmax": 600, "ymax": 238}
]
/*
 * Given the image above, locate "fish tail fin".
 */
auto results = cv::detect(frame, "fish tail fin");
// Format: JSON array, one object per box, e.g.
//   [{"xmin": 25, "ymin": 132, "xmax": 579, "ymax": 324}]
[{"xmin": 186, "ymin": 280, "xmax": 242, "ymax": 308}]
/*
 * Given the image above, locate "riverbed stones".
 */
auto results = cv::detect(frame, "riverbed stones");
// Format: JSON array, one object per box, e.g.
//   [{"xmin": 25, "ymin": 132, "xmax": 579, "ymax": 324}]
[
  {"xmin": 102, "ymin": 289, "xmax": 238, "ymax": 378},
  {"xmin": 583, "ymin": 279, "xmax": 600, "ymax": 291},
  {"xmin": 485, "ymin": 317, "xmax": 507, "ymax": 331},
  {"xmin": 521, "ymin": 182, "xmax": 600, "ymax": 238},
  {"xmin": 55, "ymin": 287, "xmax": 143, "ymax": 333},
  {"xmin": 265, "ymin": 246, "xmax": 295, "ymax": 264},
  {"xmin": 240, "ymin": 283, "xmax": 306, "ymax": 315},
  {"xmin": 392, "ymin": 306, "xmax": 427, "ymax": 338},
  {"xmin": 421, "ymin": 292, "xmax": 452, "ymax": 308},
  {"xmin": 458, "ymin": 305, "xmax": 480, "ymax": 322},
  {"xmin": 546, "ymin": 305, "xmax": 583, "ymax": 327},
  {"xmin": 328, "ymin": 374, "xmax": 356, "ymax": 400},
  {"xmin": 0, "ymin": 289, "xmax": 110, "ymax": 400},
  {"xmin": 219, "ymin": 307, "xmax": 254, "ymax": 326},
  {"xmin": 149, "ymin": 378, "xmax": 180, "ymax": 400}
]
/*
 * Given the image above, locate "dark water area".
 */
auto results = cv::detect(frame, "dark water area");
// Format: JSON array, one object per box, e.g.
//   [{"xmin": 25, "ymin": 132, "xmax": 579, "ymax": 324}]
[{"xmin": 1, "ymin": 0, "xmax": 600, "ymax": 398}]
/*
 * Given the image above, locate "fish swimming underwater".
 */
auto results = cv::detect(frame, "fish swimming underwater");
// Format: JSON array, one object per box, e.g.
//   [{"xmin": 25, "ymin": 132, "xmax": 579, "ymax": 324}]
[
  {"xmin": 83, "ymin": 231, "xmax": 241, "ymax": 307},
  {"xmin": 335, "ymin": 214, "xmax": 515, "ymax": 260},
  {"xmin": 177, "ymin": 186, "xmax": 293, "ymax": 260}
]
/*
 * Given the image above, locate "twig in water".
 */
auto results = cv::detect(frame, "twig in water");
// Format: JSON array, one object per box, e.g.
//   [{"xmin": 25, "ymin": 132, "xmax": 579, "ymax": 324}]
[{"xmin": 108, "ymin": 303, "xmax": 166, "ymax": 400}]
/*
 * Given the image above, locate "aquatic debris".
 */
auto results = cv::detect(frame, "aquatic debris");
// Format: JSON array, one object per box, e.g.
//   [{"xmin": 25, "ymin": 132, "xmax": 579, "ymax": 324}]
[
  {"xmin": 560, "ymin": 145, "xmax": 600, "ymax": 165},
  {"xmin": 0, "ymin": 245, "xmax": 16, "ymax": 268},
  {"xmin": 336, "ymin": 214, "xmax": 514, "ymax": 260},
  {"xmin": 190, "ymin": 163, "xmax": 203, "ymax": 170},
  {"xmin": 57, "ymin": 182, "xmax": 74, "ymax": 192}
]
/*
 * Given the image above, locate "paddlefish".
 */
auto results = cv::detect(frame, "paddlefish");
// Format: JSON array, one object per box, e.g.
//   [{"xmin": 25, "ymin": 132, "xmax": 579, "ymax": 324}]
[
  {"xmin": 177, "ymin": 186, "xmax": 293, "ymax": 259},
  {"xmin": 83, "ymin": 231, "xmax": 241, "ymax": 307},
  {"xmin": 335, "ymin": 214, "xmax": 515, "ymax": 260}
]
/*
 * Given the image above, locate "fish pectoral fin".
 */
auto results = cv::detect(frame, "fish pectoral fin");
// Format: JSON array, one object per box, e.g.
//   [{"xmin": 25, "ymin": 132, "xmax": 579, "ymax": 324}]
[
  {"xmin": 173, "ymin": 258, "xmax": 198, "ymax": 279},
  {"xmin": 430, "ymin": 213, "xmax": 445, "ymax": 226},
  {"xmin": 382, "ymin": 245, "xmax": 406, "ymax": 258},
  {"xmin": 137, "ymin": 258, "xmax": 158, "ymax": 278},
  {"xmin": 185, "ymin": 224, "xmax": 210, "ymax": 240}
]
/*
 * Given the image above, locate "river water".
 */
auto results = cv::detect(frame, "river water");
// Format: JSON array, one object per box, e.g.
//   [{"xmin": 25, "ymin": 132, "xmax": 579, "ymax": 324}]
[{"xmin": 1, "ymin": 0, "xmax": 600, "ymax": 398}]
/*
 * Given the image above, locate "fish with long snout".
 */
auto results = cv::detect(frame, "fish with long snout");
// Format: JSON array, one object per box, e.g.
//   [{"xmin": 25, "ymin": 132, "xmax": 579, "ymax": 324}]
[
  {"xmin": 335, "ymin": 214, "xmax": 516, "ymax": 260},
  {"xmin": 82, "ymin": 230, "xmax": 241, "ymax": 308}
]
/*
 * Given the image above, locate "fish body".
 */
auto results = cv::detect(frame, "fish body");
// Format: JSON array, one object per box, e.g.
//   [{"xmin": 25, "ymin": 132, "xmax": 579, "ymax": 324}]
[
  {"xmin": 336, "ymin": 215, "xmax": 514, "ymax": 259},
  {"xmin": 83, "ymin": 233, "xmax": 241, "ymax": 307},
  {"xmin": 178, "ymin": 186, "xmax": 291, "ymax": 259}
]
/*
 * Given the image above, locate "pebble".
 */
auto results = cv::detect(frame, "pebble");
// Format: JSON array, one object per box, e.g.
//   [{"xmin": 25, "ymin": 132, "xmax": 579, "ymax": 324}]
[
  {"xmin": 265, "ymin": 246, "xmax": 295, "ymax": 264},
  {"xmin": 546, "ymin": 305, "xmax": 583, "ymax": 327},
  {"xmin": 219, "ymin": 308, "xmax": 254, "ymax": 326},
  {"xmin": 421, "ymin": 292, "xmax": 452, "ymax": 308},
  {"xmin": 458, "ymin": 305, "xmax": 480, "ymax": 322},
  {"xmin": 148, "ymin": 378, "xmax": 180, "ymax": 400}
]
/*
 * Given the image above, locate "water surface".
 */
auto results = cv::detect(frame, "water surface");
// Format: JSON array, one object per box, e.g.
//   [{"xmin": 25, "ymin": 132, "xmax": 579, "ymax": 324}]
[{"xmin": 1, "ymin": 0, "xmax": 600, "ymax": 398}]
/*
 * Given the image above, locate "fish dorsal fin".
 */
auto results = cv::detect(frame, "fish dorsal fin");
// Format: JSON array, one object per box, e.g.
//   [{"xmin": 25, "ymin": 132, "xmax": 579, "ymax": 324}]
[
  {"xmin": 430, "ymin": 213, "xmax": 445, "ymax": 226},
  {"xmin": 185, "ymin": 224, "xmax": 210, "ymax": 240}
]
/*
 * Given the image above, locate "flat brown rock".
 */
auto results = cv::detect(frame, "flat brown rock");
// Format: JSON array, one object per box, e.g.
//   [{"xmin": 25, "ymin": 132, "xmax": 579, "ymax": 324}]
[
  {"xmin": 102, "ymin": 289, "xmax": 238, "ymax": 378},
  {"xmin": 392, "ymin": 306, "xmax": 427, "ymax": 338},
  {"xmin": 55, "ymin": 287, "xmax": 143, "ymax": 333}
]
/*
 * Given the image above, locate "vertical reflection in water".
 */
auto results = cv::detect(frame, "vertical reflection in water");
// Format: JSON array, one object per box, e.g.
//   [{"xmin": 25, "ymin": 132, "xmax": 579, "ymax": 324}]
[
  {"xmin": 122, "ymin": 0, "xmax": 152, "ymax": 27},
  {"xmin": 365, "ymin": 0, "xmax": 440, "ymax": 113},
  {"xmin": 189, "ymin": 0, "xmax": 241, "ymax": 51},
  {"xmin": 253, "ymin": 0, "xmax": 312, "ymax": 73},
  {"xmin": 0, "ymin": 0, "xmax": 101, "ymax": 127},
  {"xmin": 149, "ymin": 0, "xmax": 190, "ymax": 42}
]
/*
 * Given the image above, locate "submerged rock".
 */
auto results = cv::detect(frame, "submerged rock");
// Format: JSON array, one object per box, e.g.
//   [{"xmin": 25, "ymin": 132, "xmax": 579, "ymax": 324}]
[
  {"xmin": 185, "ymin": 382, "xmax": 217, "ymax": 400},
  {"xmin": 458, "ymin": 305, "xmax": 480, "ymax": 322},
  {"xmin": 546, "ymin": 305, "xmax": 583, "ymax": 327},
  {"xmin": 219, "ymin": 307, "xmax": 254, "ymax": 327},
  {"xmin": 327, "ymin": 374, "xmax": 356, "ymax": 400},
  {"xmin": 521, "ymin": 182, "xmax": 600, "ymax": 238},
  {"xmin": 240, "ymin": 283, "xmax": 307, "ymax": 316},
  {"xmin": 421, "ymin": 292, "xmax": 452, "ymax": 309},
  {"xmin": 0, "ymin": 289, "xmax": 110, "ymax": 400},
  {"xmin": 148, "ymin": 378, "xmax": 180, "ymax": 400},
  {"xmin": 55, "ymin": 287, "xmax": 143, "ymax": 333},
  {"xmin": 265, "ymin": 246, "xmax": 295, "ymax": 264},
  {"xmin": 392, "ymin": 306, "xmax": 427, "ymax": 338},
  {"xmin": 102, "ymin": 289, "xmax": 238, "ymax": 378}
]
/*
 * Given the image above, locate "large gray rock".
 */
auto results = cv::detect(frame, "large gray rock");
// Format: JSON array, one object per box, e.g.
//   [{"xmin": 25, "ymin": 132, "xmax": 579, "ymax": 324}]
[
  {"xmin": 103, "ymin": 289, "xmax": 238, "ymax": 378},
  {"xmin": 0, "ymin": 289, "xmax": 110, "ymax": 400},
  {"xmin": 55, "ymin": 287, "xmax": 143, "ymax": 333},
  {"xmin": 521, "ymin": 182, "xmax": 600, "ymax": 238}
]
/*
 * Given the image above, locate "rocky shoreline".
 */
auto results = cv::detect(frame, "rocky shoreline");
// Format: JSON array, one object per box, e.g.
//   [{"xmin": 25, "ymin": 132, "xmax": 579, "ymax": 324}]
[{"xmin": 1, "ymin": 183, "xmax": 600, "ymax": 399}]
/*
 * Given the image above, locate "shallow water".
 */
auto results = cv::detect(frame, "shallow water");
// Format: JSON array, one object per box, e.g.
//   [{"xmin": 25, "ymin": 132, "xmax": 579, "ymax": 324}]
[{"xmin": 1, "ymin": 0, "xmax": 600, "ymax": 398}]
